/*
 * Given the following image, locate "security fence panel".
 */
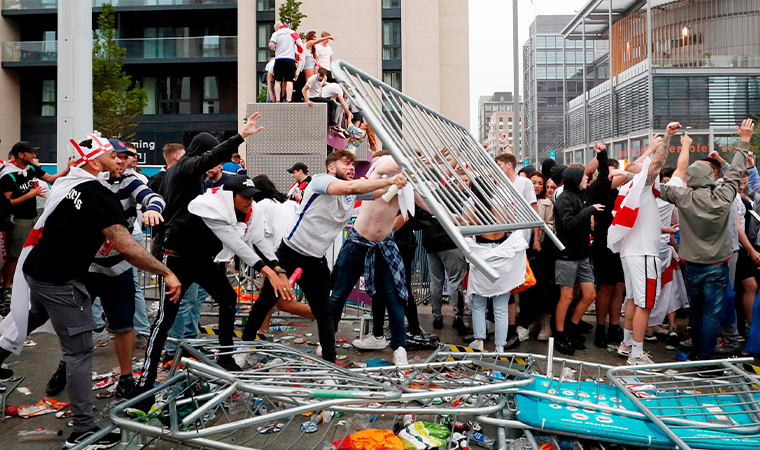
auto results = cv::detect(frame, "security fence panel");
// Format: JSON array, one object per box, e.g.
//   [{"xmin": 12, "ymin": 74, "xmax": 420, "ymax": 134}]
[{"xmin": 332, "ymin": 60, "xmax": 563, "ymax": 281}]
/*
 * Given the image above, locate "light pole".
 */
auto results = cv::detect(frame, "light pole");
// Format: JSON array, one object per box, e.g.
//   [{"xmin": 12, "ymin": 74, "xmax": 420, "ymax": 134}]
[{"xmin": 513, "ymin": 0, "xmax": 521, "ymax": 165}]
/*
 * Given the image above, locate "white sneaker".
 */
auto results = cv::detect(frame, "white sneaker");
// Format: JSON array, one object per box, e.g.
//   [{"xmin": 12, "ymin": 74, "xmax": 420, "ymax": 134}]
[
  {"xmin": 469, "ymin": 340, "xmax": 484, "ymax": 350},
  {"xmin": 627, "ymin": 352, "xmax": 655, "ymax": 366},
  {"xmin": 352, "ymin": 334, "xmax": 387, "ymax": 350},
  {"xmin": 516, "ymin": 326, "xmax": 530, "ymax": 342},
  {"xmin": 393, "ymin": 347, "xmax": 408, "ymax": 366},
  {"xmin": 495, "ymin": 345, "xmax": 504, "ymax": 353},
  {"xmin": 316, "ymin": 344, "xmax": 322, "ymax": 357},
  {"xmin": 537, "ymin": 316, "xmax": 552, "ymax": 341},
  {"xmin": 617, "ymin": 341, "xmax": 632, "ymax": 357},
  {"xmin": 92, "ymin": 329, "xmax": 111, "ymax": 348}
]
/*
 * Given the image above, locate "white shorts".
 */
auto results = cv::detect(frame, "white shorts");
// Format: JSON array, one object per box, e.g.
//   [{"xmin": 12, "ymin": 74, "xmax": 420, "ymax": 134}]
[{"xmin": 621, "ymin": 255, "xmax": 661, "ymax": 309}]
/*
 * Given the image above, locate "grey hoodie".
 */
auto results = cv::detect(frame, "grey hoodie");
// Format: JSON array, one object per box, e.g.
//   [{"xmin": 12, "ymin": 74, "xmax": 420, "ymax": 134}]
[{"xmin": 659, "ymin": 141, "xmax": 749, "ymax": 264}]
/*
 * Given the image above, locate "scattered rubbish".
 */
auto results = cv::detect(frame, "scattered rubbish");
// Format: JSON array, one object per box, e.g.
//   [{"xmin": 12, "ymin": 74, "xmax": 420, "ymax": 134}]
[
  {"xmin": 0, "ymin": 383, "xmax": 5, "ymax": 393},
  {"xmin": 269, "ymin": 326, "xmax": 297, "ymax": 332},
  {"xmin": 301, "ymin": 421, "xmax": 319, "ymax": 433},
  {"xmin": 665, "ymin": 345, "xmax": 676, "ymax": 351},
  {"xmin": 280, "ymin": 336, "xmax": 296, "ymax": 340},
  {"xmin": 336, "ymin": 338, "xmax": 348, "ymax": 343},
  {"xmin": 307, "ymin": 341, "xmax": 319, "ymax": 346},
  {"xmin": 332, "ymin": 429, "xmax": 403, "ymax": 450},
  {"xmin": 55, "ymin": 410, "xmax": 72, "ymax": 419},
  {"xmin": 96, "ymin": 390, "xmax": 115, "ymax": 399},
  {"xmin": 342, "ymin": 343, "xmax": 352, "ymax": 349},
  {"xmin": 17, "ymin": 428, "xmax": 62, "ymax": 442},
  {"xmin": 675, "ymin": 352, "xmax": 690, "ymax": 362},
  {"xmin": 6, "ymin": 405, "xmax": 18, "ymax": 416},
  {"xmin": 17, "ymin": 387, "xmax": 31, "ymax": 395},
  {"xmin": 18, "ymin": 397, "xmax": 68, "ymax": 418},
  {"xmin": 92, "ymin": 377, "xmax": 115, "ymax": 390},
  {"xmin": 336, "ymin": 355, "xmax": 347, "ymax": 360},
  {"xmin": 305, "ymin": 333, "xmax": 314, "ymax": 337},
  {"xmin": 294, "ymin": 338, "xmax": 307, "ymax": 344},
  {"xmin": 353, "ymin": 328, "xmax": 361, "ymax": 332},
  {"xmin": 92, "ymin": 372, "xmax": 113, "ymax": 380},
  {"xmin": 9, "ymin": 375, "xmax": 23, "ymax": 382},
  {"xmin": 398, "ymin": 422, "xmax": 451, "ymax": 449},
  {"xmin": 365, "ymin": 358, "xmax": 389, "ymax": 367},
  {"xmin": 664, "ymin": 369, "xmax": 679, "ymax": 375},
  {"xmin": 23, "ymin": 340, "xmax": 37, "ymax": 347},
  {"xmin": 257, "ymin": 422, "xmax": 285, "ymax": 434}
]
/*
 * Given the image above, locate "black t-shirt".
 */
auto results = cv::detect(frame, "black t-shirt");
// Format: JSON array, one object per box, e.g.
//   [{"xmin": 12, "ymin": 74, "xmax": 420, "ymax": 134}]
[
  {"xmin": 24, "ymin": 180, "xmax": 128, "ymax": 284},
  {"xmin": 203, "ymin": 172, "xmax": 233, "ymax": 191},
  {"xmin": 0, "ymin": 165, "xmax": 47, "ymax": 219}
]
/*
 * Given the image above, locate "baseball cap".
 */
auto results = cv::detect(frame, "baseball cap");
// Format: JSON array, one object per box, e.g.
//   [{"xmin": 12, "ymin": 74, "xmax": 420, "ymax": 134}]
[
  {"xmin": 223, "ymin": 175, "xmax": 260, "ymax": 198},
  {"xmin": 11, "ymin": 141, "xmax": 40, "ymax": 157},
  {"xmin": 109, "ymin": 139, "xmax": 137, "ymax": 157},
  {"xmin": 286, "ymin": 162, "xmax": 308, "ymax": 174}
]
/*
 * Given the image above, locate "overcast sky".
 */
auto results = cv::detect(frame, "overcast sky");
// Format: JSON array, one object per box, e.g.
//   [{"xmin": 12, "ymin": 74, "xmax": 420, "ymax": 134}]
[{"xmin": 468, "ymin": 0, "xmax": 586, "ymax": 134}]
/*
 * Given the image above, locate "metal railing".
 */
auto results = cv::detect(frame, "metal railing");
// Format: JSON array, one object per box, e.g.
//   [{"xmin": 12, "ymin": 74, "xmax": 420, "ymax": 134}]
[
  {"xmin": 2, "ymin": 0, "xmax": 235, "ymax": 10},
  {"xmin": 652, "ymin": 55, "xmax": 760, "ymax": 69},
  {"xmin": 2, "ymin": 36, "xmax": 237, "ymax": 64},
  {"xmin": 332, "ymin": 59, "xmax": 563, "ymax": 282}
]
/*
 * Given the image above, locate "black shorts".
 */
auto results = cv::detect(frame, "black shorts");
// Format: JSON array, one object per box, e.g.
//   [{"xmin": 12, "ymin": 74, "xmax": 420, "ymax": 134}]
[
  {"xmin": 592, "ymin": 245, "xmax": 625, "ymax": 285},
  {"xmin": 273, "ymin": 58, "xmax": 296, "ymax": 82},
  {"xmin": 736, "ymin": 247, "xmax": 760, "ymax": 287}
]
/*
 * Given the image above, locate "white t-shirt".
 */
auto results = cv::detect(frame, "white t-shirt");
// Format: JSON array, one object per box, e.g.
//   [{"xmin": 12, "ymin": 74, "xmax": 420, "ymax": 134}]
[
  {"xmin": 321, "ymin": 83, "xmax": 343, "ymax": 99},
  {"xmin": 315, "ymin": 44, "xmax": 333, "ymax": 70},
  {"xmin": 657, "ymin": 176, "xmax": 683, "ymax": 248},
  {"xmin": 305, "ymin": 74, "xmax": 326, "ymax": 99},
  {"xmin": 730, "ymin": 193, "xmax": 745, "ymax": 252},
  {"xmin": 511, "ymin": 175, "xmax": 538, "ymax": 242},
  {"xmin": 620, "ymin": 186, "xmax": 661, "ymax": 258},
  {"xmin": 265, "ymin": 59, "xmax": 275, "ymax": 74},
  {"xmin": 269, "ymin": 27, "xmax": 296, "ymax": 60},
  {"xmin": 284, "ymin": 173, "xmax": 357, "ymax": 258},
  {"xmin": 256, "ymin": 198, "xmax": 297, "ymax": 250}
]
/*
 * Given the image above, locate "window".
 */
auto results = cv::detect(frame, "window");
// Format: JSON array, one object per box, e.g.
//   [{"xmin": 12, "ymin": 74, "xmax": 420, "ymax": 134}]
[
  {"xmin": 383, "ymin": 70, "xmax": 401, "ymax": 91},
  {"xmin": 508, "ymin": 117, "xmax": 513, "ymax": 122},
  {"xmin": 537, "ymin": 66, "xmax": 547, "ymax": 79},
  {"xmin": 42, "ymin": 80, "xmax": 55, "ymax": 117},
  {"xmin": 203, "ymin": 77, "xmax": 220, "ymax": 114},
  {"xmin": 257, "ymin": 0, "xmax": 274, "ymax": 11},
  {"xmin": 545, "ymin": 36, "xmax": 555, "ymax": 49},
  {"xmin": 537, "ymin": 52, "xmax": 546, "ymax": 64},
  {"xmin": 382, "ymin": 19, "xmax": 401, "ymax": 60},
  {"xmin": 42, "ymin": 31, "xmax": 56, "ymax": 61},
  {"xmin": 158, "ymin": 76, "xmax": 191, "ymax": 115},
  {"xmin": 382, "ymin": 0, "xmax": 401, "ymax": 8},
  {"xmin": 257, "ymin": 23, "xmax": 274, "ymax": 62},
  {"xmin": 508, "ymin": 124, "xmax": 513, "ymax": 130},
  {"xmin": 498, "ymin": 117, "xmax": 503, "ymax": 122},
  {"xmin": 486, "ymin": 105, "xmax": 491, "ymax": 112},
  {"xmin": 536, "ymin": 36, "xmax": 546, "ymax": 49},
  {"xmin": 143, "ymin": 77, "xmax": 157, "ymax": 114},
  {"xmin": 499, "ymin": 124, "xmax": 503, "ymax": 130},
  {"xmin": 509, "ymin": 133, "xmax": 513, "ymax": 137},
  {"xmin": 203, "ymin": 35, "xmax": 220, "ymax": 58}
]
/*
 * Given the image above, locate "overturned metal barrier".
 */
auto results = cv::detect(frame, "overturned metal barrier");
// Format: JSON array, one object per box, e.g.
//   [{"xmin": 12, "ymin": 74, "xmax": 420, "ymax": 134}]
[{"xmin": 332, "ymin": 60, "xmax": 563, "ymax": 282}]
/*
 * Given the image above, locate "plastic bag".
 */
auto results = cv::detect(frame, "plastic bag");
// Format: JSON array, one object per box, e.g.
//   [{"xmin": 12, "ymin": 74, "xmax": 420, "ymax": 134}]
[
  {"xmin": 511, "ymin": 258, "xmax": 536, "ymax": 294},
  {"xmin": 333, "ymin": 429, "xmax": 404, "ymax": 450},
  {"xmin": 18, "ymin": 397, "xmax": 69, "ymax": 418},
  {"xmin": 398, "ymin": 422, "xmax": 451, "ymax": 450}
]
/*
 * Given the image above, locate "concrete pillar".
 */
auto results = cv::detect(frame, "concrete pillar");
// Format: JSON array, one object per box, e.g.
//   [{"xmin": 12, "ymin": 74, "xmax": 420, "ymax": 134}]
[
  {"xmin": 0, "ymin": 17, "xmax": 21, "ymax": 150},
  {"xmin": 57, "ymin": 0, "xmax": 93, "ymax": 171},
  {"xmin": 237, "ymin": 0, "xmax": 258, "ymax": 157}
]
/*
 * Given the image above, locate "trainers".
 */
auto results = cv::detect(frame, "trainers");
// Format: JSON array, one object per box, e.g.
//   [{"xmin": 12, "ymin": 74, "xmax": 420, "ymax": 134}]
[
  {"xmin": 594, "ymin": 327, "xmax": 608, "ymax": 348},
  {"xmin": 0, "ymin": 367, "xmax": 14, "ymax": 382},
  {"xmin": 452, "ymin": 317, "xmax": 469, "ymax": 335},
  {"xmin": 644, "ymin": 331, "xmax": 658, "ymax": 342},
  {"xmin": 652, "ymin": 324, "xmax": 670, "ymax": 335},
  {"xmin": 432, "ymin": 317, "xmax": 443, "ymax": 329},
  {"xmin": 393, "ymin": 347, "xmax": 408, "ymax": 366},
  {"xmin": 92, "ymin": 329, "xmax": 111, "ymax": 348},
  {"xmin": 715, "ymin": 339, "xmax": 740, "ymax": 355},
  {"xmin": 64, "ymin": 426, "xmax": 121, "ymax": 449},
  {"xmin": 46, "ymin": 360, "xmax": 67, "ymax": 396},
  {"xmin": 115, "ymin": 375, "xmax": 139, "ymax": 399},
  {"xmin": 494, "ymin": 345, "xmax": 504, "ymax": 353},
  {"xmin": 554, "ymin": 334, "xmax": 575, "ymax": 355},
  {"xmin": 627, "ymin": 352, "xmax": 656, "ymax": 366},
  {"xmin": 352, "ymin": 334, "xmax": 387, "ymax": 350},
  {"xmin": 504, "ymin": 333, "xmax": 520, "ymax": 350},
  {"xmin": 537, "ymin": 316, "xmax": 552, "ymax": 341},
  {"xmin": 606, "ymin": 325, "xmax": 623, "ymax": 344},
  {"xmin": 668, "ymin": 328, "xmax": 679, "ymax": 339},
  {"xmin": 516, "ymin": 326, "xmax": 530, "ymax": 342},
  {"xmin": 468, "ymin": 340, "xmax": 484, "ymax": 350},
  {"xmin": 680, "ymin": 338, "xmax": 693, "ymax": 348},
  {"xmin": 134, "ymin": 334, "xmax": 148, "ymax": 349},
  {"xmin": 617, "ymin": 341, "xmax": 632, "ymax": 357},
  {"xmin": 217, "ymin": 357, "xmax": 242, "ymax": 372}
]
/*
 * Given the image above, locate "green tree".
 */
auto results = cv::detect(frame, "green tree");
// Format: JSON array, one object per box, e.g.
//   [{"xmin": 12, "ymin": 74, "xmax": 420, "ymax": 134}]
[
  {"xmin": 278, "ymin": 0, "xmax": 306, "ymax": 31},
  {"xmin": 93, "ymin": 3, "xmax": 147, "ymax": 140},
  {"xmin": 750, "ymin": 115, "xmax": 760, "ymax": 155},
  {"xmin": 257, "ymin": 85, "xmax": 268, "ymax": 103}
]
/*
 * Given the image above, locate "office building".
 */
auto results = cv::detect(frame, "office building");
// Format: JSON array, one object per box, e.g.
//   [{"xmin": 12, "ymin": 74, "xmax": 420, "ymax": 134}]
[
  {"xmin": 484, "ymin": 109, "xmax": 523, "ymax": 157},
  {"xmin": 522, "ymin": 15, "xmax": 609, "ymax": 165},
  {"xmin": 477, "ymin": 91, "xmax": 516, "ymax": 145},
  {"xmin": 0, "ymin": 0, "xmax": 470, "ymax": 166},
  {"xmin": 561, "ymin": 0, "xmax": 759, "ymax": 166}
]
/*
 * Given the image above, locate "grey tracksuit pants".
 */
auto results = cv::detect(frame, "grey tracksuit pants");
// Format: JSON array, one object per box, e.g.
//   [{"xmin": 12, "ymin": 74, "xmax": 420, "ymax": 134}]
[
  {"xmin": 427, "ymin": 248, "xmax": 468, "ymax": 319},
  {"xmin": 25, "ymin": 276, "xmax": 97, "ymax": 432}
]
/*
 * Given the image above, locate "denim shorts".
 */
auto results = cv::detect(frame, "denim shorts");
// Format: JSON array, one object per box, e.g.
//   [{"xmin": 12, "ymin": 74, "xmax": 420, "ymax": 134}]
[
  {"xmin": 555, "ymin": 258, "xmax": 595, "ymax": 287},
  {"xmin": 85, "ymin": 270, "xmax": 136, "ymax": 333}
]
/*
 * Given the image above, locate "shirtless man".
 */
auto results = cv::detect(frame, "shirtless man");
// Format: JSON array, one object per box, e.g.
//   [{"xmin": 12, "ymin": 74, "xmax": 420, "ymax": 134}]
[
  {"xmin": 328, "ymin": 155, "xmax": 427, "ymax": 366},
  {"xmin": 240, "ymin": 149, "xmax": 405, "ymax": 363}
]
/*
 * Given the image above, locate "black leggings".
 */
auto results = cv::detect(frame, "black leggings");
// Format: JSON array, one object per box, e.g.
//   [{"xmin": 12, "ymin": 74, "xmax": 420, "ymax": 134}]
[{"xmin": 139, "ymin": 255, "xmax": 236, "ymax": 389}]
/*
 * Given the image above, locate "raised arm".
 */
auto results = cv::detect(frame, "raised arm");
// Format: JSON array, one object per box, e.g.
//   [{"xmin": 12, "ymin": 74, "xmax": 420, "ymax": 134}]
[
  {"xmin": 195, "ymin": 113, "xmax": 264, "ymax": 176},
  {"xmin": 647, "ymin": 122, "xmax": 681, "ymax": 185},
  {"xmin": 672, "ymin": 132, "xmax": 691, "ymax": 181},
  {"xmin": 326, "ymin": 173, "xmax": 406, "ymax": 196},
  {"xmin": 714, "ymin": 119, "xmax": 754, "ymax": 203}
]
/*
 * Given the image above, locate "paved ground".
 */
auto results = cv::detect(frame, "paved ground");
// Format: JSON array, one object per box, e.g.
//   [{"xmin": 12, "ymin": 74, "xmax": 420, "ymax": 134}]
[{"xmin": 1, "ymin": 299, "xmax": 756, "ymax": 449}]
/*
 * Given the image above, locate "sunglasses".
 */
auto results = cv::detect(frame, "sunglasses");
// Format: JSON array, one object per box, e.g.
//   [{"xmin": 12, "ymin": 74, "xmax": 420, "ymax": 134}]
[{"xmin": 118, "ymin": 151, "xmax": 138, "ymax": 158}]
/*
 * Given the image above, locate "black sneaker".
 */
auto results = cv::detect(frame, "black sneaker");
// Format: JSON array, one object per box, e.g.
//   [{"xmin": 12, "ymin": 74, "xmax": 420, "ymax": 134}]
[
  {"xmin": 0, "ymin": 367, "xmax": 13, "ymax": 381},
  {"xmin": 432, "ymin": 317, "xmax": 443, "ymax": 329},
  {"xmin": 452, "ymin": 317, "xmax": 469, "ymax": 335},
  {"xmin": 594, "ymin": 326, "xmax": 608, "ymax": 348},
  {"xmin": 46, "ymin": 360, "xmax": 67, "ymax": 396},
  {"xmin": 555, "ymin": 334, "xmax": 575, "ymax": 355},
  {"xmin": 504, "ymin": 333, "xmax": 520, "ymax": 350},
  {"xmin": 116, "ymin": 374, "xmax": 139, "ymax": 399},
  {"xmin": 576, "ymin": 320, "xmax": 593, "ymax": 333},
  {"xmin": 607, "ymin": 325, "xmax": 623, "ymax": 344},
  {"xmin": 217, "ymin": 357, "xmax": 242, "ymax": 372},
  {"xmin": 64, "ymin": 426, "xmax": 121, "ymax": 449}
]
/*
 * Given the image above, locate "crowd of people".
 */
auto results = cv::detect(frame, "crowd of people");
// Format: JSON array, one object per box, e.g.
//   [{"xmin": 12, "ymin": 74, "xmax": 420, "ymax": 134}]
[{"xmin": 0, "ymin": 110, "xmax": 755, "ymax": 448}]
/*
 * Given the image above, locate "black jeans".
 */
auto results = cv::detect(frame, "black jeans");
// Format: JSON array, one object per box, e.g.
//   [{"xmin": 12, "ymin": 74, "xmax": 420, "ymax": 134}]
[
  {"xmin": 378, "ymin": 245, "xmax": 420, "ymax": 336},
  {"xmin": 139, "ymin": 255, "xmax": 236, "ymax": 389},
  {"xmin": 241, "ymin": 242, "xmax": 336, "ymax": 362}
]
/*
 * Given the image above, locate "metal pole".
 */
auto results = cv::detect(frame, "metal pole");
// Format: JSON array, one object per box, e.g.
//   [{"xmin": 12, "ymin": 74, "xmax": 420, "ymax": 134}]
[
  {"xmin": 513, "ymin": 0, "xmax": 521, "ymax": 164},
  {"xmin": 609, "ymin": 0, "xmax": 615, "ymax": 150},
  {"xmin": 582, "ymin": 14, "xmax": 588, "ymax": 162},
  {"xmin": 57, "ymin": 0, "xmax": 93, "ymax": 172},
  {"xmin": 647, "ymin": 0, "xmax": 654, "ymax": 130}
]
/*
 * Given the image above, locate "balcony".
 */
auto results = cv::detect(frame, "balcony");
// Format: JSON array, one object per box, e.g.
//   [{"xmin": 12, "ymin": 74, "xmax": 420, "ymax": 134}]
[
  {"xmin": 2, "ymin": 36, "xmax": 237, "ymax": 67},
  {"xmin": 2, "ymin": 0, "xmax": 236, "ymax": 14},
  {"xmin": 651, "ymin": 55, "xmax": 760, "ymax": 69}
]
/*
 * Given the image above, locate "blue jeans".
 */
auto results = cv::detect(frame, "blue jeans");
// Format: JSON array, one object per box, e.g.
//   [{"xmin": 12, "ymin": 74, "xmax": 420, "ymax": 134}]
[
  {"xmin": 683, "ymin": 262, "xmax": 729, "ymax": 360},
  {"xmin": 328, "ymin": 241, "xmax": 406, "ymax": 350},
  {"xmin": 132, "ymin": 232, "xmax": 151, "ymax": 336},
  {"xmin": 472, "ymin": 293, "xmax": 509, "ymax": 347},
  {"xmin": 165, "ymin": 283, "xmax": 207, "ymax": 356}
]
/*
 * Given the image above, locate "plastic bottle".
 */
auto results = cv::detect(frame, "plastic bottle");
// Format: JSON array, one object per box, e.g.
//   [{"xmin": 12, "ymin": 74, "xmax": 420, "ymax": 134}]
[
  {"xmin": 268, "ymin": 326, "xmax": 297, "ymax": 332},
  {"xmin": 469, "ymin": 430, "xmax": 496, "ymax": 449},
  {"xmin": 289, "ymin": 268, "xmax": 303, "ymax": 285},
  {"xmin": 18, "ymin": 429, "xmax": 62, "ymax": 442}
]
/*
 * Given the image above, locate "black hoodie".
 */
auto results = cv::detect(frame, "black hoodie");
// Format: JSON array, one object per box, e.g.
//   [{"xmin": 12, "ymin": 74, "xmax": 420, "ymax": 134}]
[
  {"xmin": 552, "ymin": 150, "xmax": 610, "ymax": 260},
  {"xmin": 160, "ymin": 132, "xmax": 244, "ymax": 251}
]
